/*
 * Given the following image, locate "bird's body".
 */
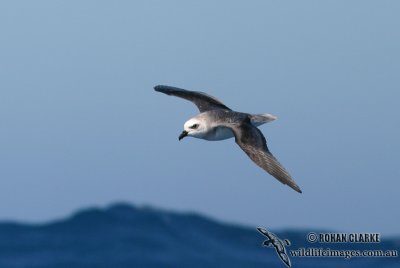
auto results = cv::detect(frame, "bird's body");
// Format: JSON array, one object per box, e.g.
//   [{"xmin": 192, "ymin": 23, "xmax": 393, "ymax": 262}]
[
  {"xmin": 181, "ymin": 109, "xmax": 277, "ymax": 141},
  {"xmin": 204, "ymin": 125, "xmax": 233, "ymax": 141},
  {"xmin": 186, "ymin": 110, "xmax": 244, "ymax": 141},
  {"xmin": 154, "ymin": 85, "xmax": 302, "ymax": 193}
]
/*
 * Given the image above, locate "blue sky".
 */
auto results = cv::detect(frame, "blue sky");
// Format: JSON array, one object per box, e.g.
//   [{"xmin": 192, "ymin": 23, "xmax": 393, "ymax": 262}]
[{"xmin": 0, "ymin": 1, "xmax": 399, "ymax": 235}]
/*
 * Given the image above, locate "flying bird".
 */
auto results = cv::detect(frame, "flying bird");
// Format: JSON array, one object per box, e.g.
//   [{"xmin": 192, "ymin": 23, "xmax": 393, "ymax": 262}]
[
  {"xmin": 257, "ymin": 227, "xmax": 292, "ymax": 267},
  {"xmin": 154, "ymin": 85, "xmax": 302, "ymax": 193}
]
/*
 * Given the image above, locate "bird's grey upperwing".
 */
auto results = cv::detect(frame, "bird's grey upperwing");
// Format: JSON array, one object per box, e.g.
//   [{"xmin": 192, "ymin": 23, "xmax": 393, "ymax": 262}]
[
  {"xmin": 257, "ymin": 227, "xmax": 275, "ymax": 240},
  {"xmin": 279, "ymin": 248, "xmax": 292, "ymax": 267},
  {"xmin": 154, "ymin": 85, "xmax": 231, "ymax": 113},
  {"xmin": 230, "ymin": 120, "xmax": 302, "ymax": 193}
]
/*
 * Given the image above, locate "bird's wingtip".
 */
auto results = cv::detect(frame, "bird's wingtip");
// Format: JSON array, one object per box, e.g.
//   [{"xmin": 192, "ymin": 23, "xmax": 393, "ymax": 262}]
[
  {"xmin": 290, "ymin": 183, "xmax": 302, "ymax": 194},
  {"xmin": 154, "ymin": 85, "xmax": 175, "ymax": 95},
  {"xmin": 154, "ymin": 85, "xmax": 163, "ymax": 91}
]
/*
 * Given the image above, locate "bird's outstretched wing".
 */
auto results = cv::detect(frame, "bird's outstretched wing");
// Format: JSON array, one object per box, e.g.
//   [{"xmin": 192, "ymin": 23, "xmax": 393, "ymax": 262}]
[
  {"xmin": 257, "ymin": 227, "xmax": 275, "ymax": 239},
  {"xmin": 154, "ymin": 85, "xmax": 231, "ymax": 113},
  {"xmin": 231, "ymin": 120, "xmax": 302, "ymax": 193}
]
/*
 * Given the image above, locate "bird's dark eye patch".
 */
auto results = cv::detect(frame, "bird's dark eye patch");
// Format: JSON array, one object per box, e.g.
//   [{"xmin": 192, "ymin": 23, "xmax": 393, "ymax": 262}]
[{"xmin": 190, "ymin": 124, "xmax": 199, "ymax": 129}]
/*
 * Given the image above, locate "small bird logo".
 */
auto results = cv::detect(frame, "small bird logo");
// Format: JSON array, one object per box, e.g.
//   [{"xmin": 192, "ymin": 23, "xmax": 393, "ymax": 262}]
[{"xmin": 257, "ymin": 227, "xmax": 292, "ymax": 267}]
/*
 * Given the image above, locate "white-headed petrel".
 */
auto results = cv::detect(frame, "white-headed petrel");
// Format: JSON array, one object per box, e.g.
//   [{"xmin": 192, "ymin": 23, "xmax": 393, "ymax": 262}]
[{"xmin": 155, "ymin": 85, "xmax": 302, "ymax": 193}]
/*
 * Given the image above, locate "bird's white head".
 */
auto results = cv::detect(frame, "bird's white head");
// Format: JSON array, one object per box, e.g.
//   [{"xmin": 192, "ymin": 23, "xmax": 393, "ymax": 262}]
[{"xmin": 179, "ymin": 116, "xmax": 207, "ymax": 140}]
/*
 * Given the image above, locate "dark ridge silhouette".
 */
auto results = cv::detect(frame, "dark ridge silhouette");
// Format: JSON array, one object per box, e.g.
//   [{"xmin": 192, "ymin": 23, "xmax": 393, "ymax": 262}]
[{"xmin": 0, "ymin": 203, "xmax": 398, "ymax": 268}]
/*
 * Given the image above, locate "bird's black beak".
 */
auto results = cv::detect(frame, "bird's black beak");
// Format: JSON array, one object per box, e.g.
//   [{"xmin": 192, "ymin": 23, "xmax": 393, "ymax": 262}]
[{"xmin": 178, "ymin": 130, "xmax": 188, "ymax": 141}]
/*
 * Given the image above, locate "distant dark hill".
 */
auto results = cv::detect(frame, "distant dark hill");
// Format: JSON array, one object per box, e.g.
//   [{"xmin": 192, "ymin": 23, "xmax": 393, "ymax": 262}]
[{"xmin": 0, "ymin": 203, "xmax": 398, "ymax": 268}]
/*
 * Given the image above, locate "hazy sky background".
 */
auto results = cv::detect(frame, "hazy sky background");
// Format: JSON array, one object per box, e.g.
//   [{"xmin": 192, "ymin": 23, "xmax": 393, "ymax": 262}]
[{"xmin": 0, "ymin": 1, "xmax": 399, "ymax": 235}]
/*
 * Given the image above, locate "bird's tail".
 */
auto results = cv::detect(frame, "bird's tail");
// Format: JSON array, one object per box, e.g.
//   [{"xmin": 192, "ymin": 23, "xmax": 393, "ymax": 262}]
[{"xmin": 250, "ymin": 113, "xmax": 277, "ymax": 127}]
